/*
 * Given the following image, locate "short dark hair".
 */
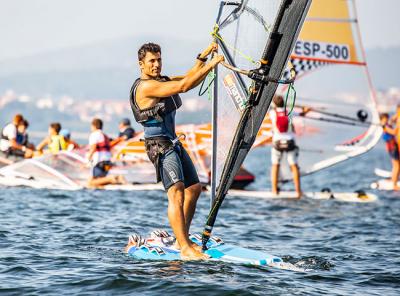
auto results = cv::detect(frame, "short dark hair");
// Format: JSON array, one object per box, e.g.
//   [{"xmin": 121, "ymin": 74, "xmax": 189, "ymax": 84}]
[
  {"xmin": 380, "ymin": 113, "xmax": 389, "ymax": 120},
  {"xmin": 138, "ymin": 43, "xmax": 161, "ymax": 61},
  {"xmin": 92, "ymin": 118, "xmax": 103, "ymax": 130},
  {"xmin": 50, "ymin": 122, "xmax": 62, "ymax": 133},
  {"xmin": 273, "ymin": 95, "xmax": 284, "ymax": 108},
  {"xmin": 21, "ymin": 119, "xmax": 29, "ymax": 128}
]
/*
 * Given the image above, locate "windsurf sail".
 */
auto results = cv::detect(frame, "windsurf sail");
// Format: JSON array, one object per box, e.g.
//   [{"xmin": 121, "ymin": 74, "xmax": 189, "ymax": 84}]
[
  {"xmin": 276, "ymin": 0, "xmax": 382, "ymax": 181},
  {"xmin": 203, "ymin": 0, "xmax": 311, "ymax": 249}
]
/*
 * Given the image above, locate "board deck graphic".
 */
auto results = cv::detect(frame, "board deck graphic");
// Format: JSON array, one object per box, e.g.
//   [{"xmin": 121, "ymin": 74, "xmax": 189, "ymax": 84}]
[{"xmin": 126, "ymin": 232, "xmax": 283, "ymax": 266}]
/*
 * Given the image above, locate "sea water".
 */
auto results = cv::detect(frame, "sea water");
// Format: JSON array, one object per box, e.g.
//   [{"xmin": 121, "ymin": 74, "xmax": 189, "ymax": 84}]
[{"xmin": 0, "ymin": 145, "xmax": 399, "ymax": 295}]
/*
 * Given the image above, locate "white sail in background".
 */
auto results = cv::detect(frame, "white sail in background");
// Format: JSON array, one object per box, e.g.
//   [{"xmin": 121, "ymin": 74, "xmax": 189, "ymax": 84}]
[{"xmin": 277, "ymin": 0, "xmax": 381, "ymax": 181}]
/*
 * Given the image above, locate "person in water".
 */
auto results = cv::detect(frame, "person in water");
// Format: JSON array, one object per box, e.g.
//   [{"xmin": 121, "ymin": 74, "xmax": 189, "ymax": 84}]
[
  {"xmin": 270, "ymin": 95, "xmax": 305, "ymax": 198},
  {"xmin": 128, "ymin": 42, "xmax": 223, "ymax": 260},
  {"xmin": 0, "ymin": 114, "xmax": 33, "ymax": 160},
  {"xmin": 59, "ymin": 129, "xmax": 80, "ymax": 151},
  {"xmin": 36, "ymin": 122, "xmax": 68, "ymax": 154},
  {"xmin": 110, "ymin": 118, "xmax": 136, "ymax": 147},
  {"xmin": 87, "ymin": 118, "xmax": 125, "ymax": 188},
  {"xmin": 380, "ymin": 113, "xmax": 399, "ymax": 190}
]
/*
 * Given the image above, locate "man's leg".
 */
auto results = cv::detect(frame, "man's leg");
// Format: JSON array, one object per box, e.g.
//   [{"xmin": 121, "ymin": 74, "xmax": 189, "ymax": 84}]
[
  {"xmin": 290, "ymin": 164, "xmax": 302, "ymax": 198},
  {"xmin": 179, "ymin": 146, "xmax": 202, "ymax": 235},
  {"xmin": 183, "ymin": 182, "xmax": 202, "ymax": 234},
  {"xmin": 167, "ymin": 182, "xmax": 207, "ymax": 260},
  {"xmin": 271, "ymin": 164, "xmax": 279, "ymax": 195},
  {"xmin": 88, "ymin": 176, "xmax": 119, "ymax": 188},
  {"xmin": 288, "ymin": 147, "xmax": 302, "ymax": 198},
  {"xmin": 271, "ymin": 147, "xmax": 281, "ymax": 195},
  {"xmin": 391, "ymin": 159, "xmax": 399, "ymax": 190}
]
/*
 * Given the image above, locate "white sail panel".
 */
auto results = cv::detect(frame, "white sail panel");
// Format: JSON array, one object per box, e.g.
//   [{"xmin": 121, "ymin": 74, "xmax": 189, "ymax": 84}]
[
  {"xmin": 215, "ymin": 0, "xmax": 280, "ymax": 188},
  {"xmin": 276, "ymin": 0, "xmax": 381, "ymax": 181}
]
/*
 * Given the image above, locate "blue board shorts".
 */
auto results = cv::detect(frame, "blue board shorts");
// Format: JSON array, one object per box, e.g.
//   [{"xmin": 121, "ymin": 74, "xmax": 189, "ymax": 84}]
[
  {"xmin": 92, "ymin": 161, "xmax": 112, "ymax": 178},
  {"xmin": 159, "ymin": 146, "xmax": 199, "ymax": 190}
]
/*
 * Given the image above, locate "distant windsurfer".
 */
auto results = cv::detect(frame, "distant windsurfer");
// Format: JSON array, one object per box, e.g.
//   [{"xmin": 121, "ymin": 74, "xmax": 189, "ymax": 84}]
[
  {"xmin": 381, "ymin": 113, "xmax": 399, "ymax": 190},
  {"xmin": 87, "ymin": 118, "xmax": 126, "ymax": 188},
  {"xmin": 36, "ymin": 122, "xmax": 68, "ymax": 154},
  {"xmin": 0, "ymin": 114, "xmax": 33, "ymax": 163},
  {"xmin": 129, "ymin": 42, "xmax": 223, "ymax": 260},
  {"xmin": 270, "ymin": 95, "xmax": 308, "ymax": 198}
]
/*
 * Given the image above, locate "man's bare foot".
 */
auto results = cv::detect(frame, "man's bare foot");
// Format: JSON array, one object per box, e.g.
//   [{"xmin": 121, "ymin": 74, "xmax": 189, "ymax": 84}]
[
  {"xmin": 296, "ymin": 191, "xmax": 303, "ymax": 199},
  {"xmin": 173, "ymin": 240, "xmax": 202, "ymax": 252},
  {"xmin": 272, "ymin": 190, "xmax": 279, "ymax": 196},
  {"xmin": 124, "ymin": 241, "xmax": 135, "ymax": 253},
  {"xmin": 180, "ymin": 246, "xmax": 209, "ymax": 261},
  {"xmin": 393, "ymin": 185, "xmax": 399, "ymax": 191}
]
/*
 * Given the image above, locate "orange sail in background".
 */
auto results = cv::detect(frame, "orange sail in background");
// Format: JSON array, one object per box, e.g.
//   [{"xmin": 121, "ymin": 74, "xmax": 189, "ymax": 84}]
[{"xmin": 112, "ymin": 120, "xmax": 272, "ymax": 185}]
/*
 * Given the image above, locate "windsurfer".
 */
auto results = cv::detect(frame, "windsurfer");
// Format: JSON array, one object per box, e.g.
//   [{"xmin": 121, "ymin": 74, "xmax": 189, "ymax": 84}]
[
  {"xmin": 36, "ymin": 122, "xmax": 68, "ymax": 154},
  {"xmin": 0, "ymin": 114, "xmax": 33, "ymax": 161},
  {"xmin": 270, "ymin": 95, "xmax": 305, "ymax": 198},
  {"xmin": 59, "ymin": 129, "xmax": 80, "ymax": 151},
  {"xmin": 87, "ymin": 118, "xmax": 126, "ymax": 188},
  {"xmin": 110, "ymin": 118, "xmax": 136, "ymax": 147},
  {"xmin": 129, "ymin": 42, "xmax": 223, "ymax": 260},
  {"xmin": 381, "ymin": 113, "xmax": 399, "ymax": 190},
  {"xmin": 17, "ymin": 119, "xmax": 34, "ymax": 150}
]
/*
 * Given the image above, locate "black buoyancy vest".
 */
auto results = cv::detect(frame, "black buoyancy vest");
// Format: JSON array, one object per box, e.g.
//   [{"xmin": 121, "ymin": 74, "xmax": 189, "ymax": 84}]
[{"xmin": 130, "ymin": 76, "xmax": 182, "ymax": 124}]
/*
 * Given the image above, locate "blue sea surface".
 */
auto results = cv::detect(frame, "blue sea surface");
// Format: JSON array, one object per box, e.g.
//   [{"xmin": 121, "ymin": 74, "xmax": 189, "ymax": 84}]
[{"xmin": 0, "ymin": 145, "xmax": 399, "ymax": 295}]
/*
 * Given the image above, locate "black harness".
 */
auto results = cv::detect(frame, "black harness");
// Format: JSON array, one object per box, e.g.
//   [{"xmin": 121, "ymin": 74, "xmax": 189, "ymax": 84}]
[
  {"xmin": 144, "ymin": 136, "xmax": 183, "ymax": 182},
  {"xmin": 273, "ymin": 139, "xmax": 297, "ymax": 152},
  {"xmin": 130, "ymin": 76, "xmax": 182, "ymax": 124}
]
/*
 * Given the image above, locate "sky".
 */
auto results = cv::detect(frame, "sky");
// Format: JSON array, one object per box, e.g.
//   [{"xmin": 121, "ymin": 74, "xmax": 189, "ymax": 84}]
[{"xmin": 0, "ymin": 0, "xmax": 399, "ymax": 62}]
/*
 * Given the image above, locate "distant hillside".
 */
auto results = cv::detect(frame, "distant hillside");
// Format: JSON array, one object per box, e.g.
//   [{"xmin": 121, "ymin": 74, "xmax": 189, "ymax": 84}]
[
  {"xmin": 0, "ymin": 35, "xmax": 204, "ymax": 98},
  {"xmin": 0, "ymin": 35, "xmax": 398, "ymax": 98}
]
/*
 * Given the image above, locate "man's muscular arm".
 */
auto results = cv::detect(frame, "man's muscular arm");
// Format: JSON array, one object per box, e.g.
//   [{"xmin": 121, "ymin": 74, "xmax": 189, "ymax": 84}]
[
  {"xmin": 170, "ymin": 43, "xmax": 218, "ymax": 82},
  {"xmin": 139, "ymin": 55, "xmax": 224, "ymax": 99}
]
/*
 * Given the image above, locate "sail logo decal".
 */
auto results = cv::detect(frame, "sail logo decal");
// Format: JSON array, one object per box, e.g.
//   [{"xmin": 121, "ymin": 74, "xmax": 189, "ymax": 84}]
[
  {"xmin": 294, "ymin": 40, "xmax": 350, "ymax": 62},
  {"xmin": 223, "ymin": 73, "xmax": 247, "ymax": 112}
]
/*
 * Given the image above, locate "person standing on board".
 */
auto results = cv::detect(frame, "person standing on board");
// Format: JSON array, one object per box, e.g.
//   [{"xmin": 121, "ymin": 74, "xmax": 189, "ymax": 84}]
[
  {"xmin": 87, "ymin": 118, "xmax": 125, "ymax": 188},
  {"xmin": 270, "ymin": 95, "xmax": 304, "ymax": 198},
  {"xmin": 129, "ymin": 42, "xmax": 223, "ymax": 260},
  {"xmin": 0, "ymin": 114, "xmax": 33, "ymax": 160},
  {"xmin": 381, "ymin": 113, "xmax": 399, "ymax": 190}
]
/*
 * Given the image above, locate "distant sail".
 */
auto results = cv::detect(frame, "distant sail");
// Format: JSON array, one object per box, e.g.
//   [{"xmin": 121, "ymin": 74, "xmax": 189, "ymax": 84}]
[{"xmin": 276, "ymin": 0, "xmax": 381, "ymax": 181}]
